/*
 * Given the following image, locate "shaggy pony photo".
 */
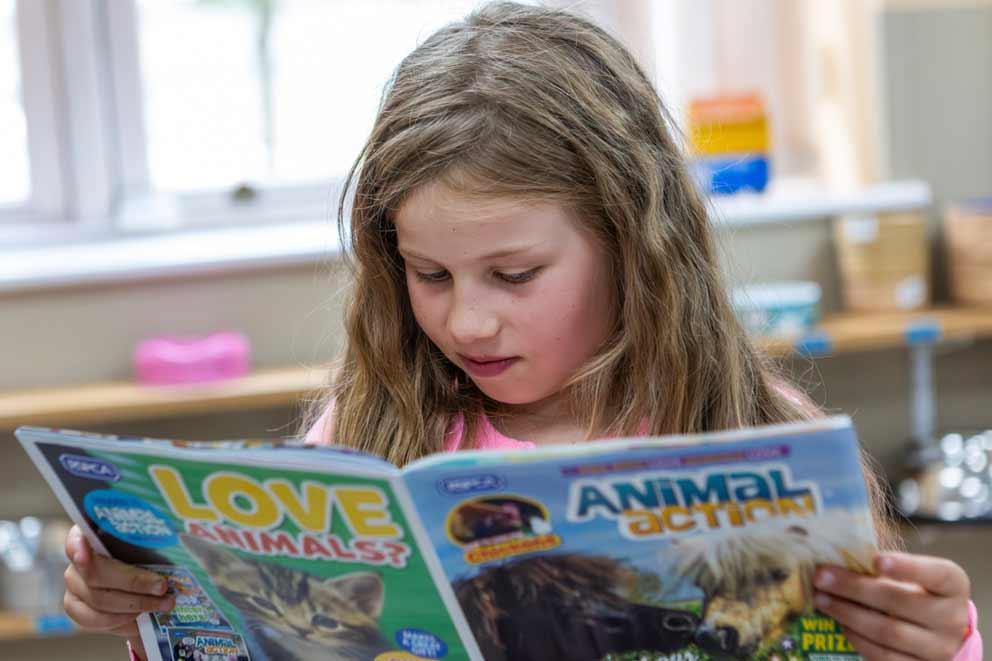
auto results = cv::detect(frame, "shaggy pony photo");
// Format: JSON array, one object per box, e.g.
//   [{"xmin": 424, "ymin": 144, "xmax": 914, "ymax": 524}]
[
  {"xmin": 453, "ymin": 553, "xmax": 698, "ymax": 661},
  {"xmin": 672, "ymin": 511, "xmax": 876, "ymax": 659}
]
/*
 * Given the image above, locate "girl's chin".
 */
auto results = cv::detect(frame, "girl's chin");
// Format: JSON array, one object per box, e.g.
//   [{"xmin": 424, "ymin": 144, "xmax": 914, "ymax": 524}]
[{"xmin": 471, "ymin": 381, "xmax": 545, "ymax": 407}]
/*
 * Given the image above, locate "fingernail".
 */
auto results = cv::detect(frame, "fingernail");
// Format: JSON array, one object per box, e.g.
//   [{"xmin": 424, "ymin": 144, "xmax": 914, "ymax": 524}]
[
  {"xmin": 159, "ymin": 597, "xmax": 175, "ymax": 610},
  {"xmin": 72, "ymin": 543, "xmax": 87, "ymax": 565},
  {"xmin": 149, "ymin": 578, "xmax": 167, "ymax": 595},
  {"xmin": 814, "ymin": 592, "xmax": 831, "ymax": 609},
  {"xmin": 815, "ymin": 570, "xmax": 835, "ymax": 588},
  {"xmin": 878, "ymin": 555, "xmax": 894, "ymax": 573}
]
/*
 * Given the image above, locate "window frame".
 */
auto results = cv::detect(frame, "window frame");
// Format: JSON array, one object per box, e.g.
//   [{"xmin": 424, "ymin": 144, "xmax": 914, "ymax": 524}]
[
  {"xmin": 2, "ymin": 0, "xmax": 887, "ymax": 252},
  {"xmin": 99, "ymin": 0, "xmax": 383, "ymax": 235},
  {"xmin": 2, "ymin": 0, "xmax": 124, "ymax": 243},
  {"xmin": 7, "ymin": 0, "xmax": 65, "ymax": 224},
  {"xmin": 3, "ymin": 0, "xmax": 358, "ymax": 245}
]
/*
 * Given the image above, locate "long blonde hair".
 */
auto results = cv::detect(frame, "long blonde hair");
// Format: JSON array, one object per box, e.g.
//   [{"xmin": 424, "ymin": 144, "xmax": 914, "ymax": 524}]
[{"xmin": 309, "ymin": 2, "xmax": 895, "ymax": 545}]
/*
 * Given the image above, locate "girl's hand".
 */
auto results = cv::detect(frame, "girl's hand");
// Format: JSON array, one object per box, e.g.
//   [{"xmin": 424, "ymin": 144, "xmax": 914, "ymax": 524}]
[
  {"xmin": 63, "ymin": 525, "xmax": 175, "ymax": 659},
  {"xmin": 813, "ymin": 552, "xmax": 972, "ymax": 660}
]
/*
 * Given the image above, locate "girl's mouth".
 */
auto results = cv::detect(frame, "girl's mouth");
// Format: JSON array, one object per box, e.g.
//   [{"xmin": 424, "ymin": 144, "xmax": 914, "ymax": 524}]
[{"xmin": 459, "ymin": 355, "xmax": 520, "ymax": 378}]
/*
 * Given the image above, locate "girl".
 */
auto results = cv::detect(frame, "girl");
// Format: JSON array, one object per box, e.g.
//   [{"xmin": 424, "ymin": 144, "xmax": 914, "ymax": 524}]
[{"xmin": 63, "ymin": 3, "xmax": 978, "ymax": 659}]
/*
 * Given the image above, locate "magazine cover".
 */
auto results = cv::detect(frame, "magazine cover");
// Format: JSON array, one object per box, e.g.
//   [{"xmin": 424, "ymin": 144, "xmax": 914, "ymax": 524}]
[
  {"xmin": 19, "ymin": 418, "xmax": 875, "ymax": 660},
  {"xmin": 402, "ymin": 416, "xmax": 875, "ymax": 661},
  {"xmin": 16, "ymin": 427, "xmax": 479, "ymax": 661}
]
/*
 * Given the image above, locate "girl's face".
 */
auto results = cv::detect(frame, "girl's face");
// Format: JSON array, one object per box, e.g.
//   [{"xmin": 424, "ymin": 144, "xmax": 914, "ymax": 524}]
[{"xmin": 395, "ymin": 182, "xmax": 615, "ymax": 411}]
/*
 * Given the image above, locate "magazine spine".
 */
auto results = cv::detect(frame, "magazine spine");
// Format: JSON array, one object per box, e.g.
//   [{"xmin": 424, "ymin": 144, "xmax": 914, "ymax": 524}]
[
  {"xmin": 393, "ymin": 474, "xmax": 485, "ymax": 661},
  {"xmin": 18, "ymin": 434, "xmax": 165, "ymax": 660},
  {"xmin": 136, "ymin": 613, "xmax": 164, "ymax": 661}
]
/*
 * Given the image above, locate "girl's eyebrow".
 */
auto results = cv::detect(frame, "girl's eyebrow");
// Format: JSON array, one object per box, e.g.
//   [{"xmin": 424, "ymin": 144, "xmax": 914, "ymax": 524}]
[
  {"xmin": 398, "ymin": 245, "xmax": 540, "ymax": 262},
  {"xmin": 396, "ymin": 247, "xmax": 438, "ymax": 262}
]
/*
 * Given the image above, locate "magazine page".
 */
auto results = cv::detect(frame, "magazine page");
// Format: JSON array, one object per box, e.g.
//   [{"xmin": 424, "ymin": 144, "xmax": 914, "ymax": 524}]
[
  {"xmin": 402, "ymin": 416, "xmax": 876, "ymax": 661},
  {"xmin": 16, "ymin": 427, "xmax": 480, "ymax": 661}
]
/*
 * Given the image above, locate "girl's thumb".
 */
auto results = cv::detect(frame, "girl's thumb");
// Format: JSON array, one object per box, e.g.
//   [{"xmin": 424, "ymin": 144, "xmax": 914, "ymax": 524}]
[{"xmin": 66, "ymin": 526, "xmax": 90, "ymax": 565}]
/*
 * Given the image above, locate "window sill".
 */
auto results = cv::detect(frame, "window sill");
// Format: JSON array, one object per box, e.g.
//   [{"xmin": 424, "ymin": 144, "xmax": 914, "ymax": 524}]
[
  {"xmin": 708, "ymin": 178, "xmax": 932, "ymax": 226},
  {"xmin": 0, "ymin": 179, "xmax": 930, "ymax": 295},
  {"xmin": 0, "ymin": 218, "xmax": 342, "ymax": 295}
]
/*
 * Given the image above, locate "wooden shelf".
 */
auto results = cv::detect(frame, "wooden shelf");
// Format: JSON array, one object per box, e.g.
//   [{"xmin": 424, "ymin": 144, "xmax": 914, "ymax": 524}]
[
  {"xmin": 0, "ymin": 611, "xmax": 74, "ymax": 641},
  {"xmin": 758, "ymin": 306, "xmax": 992, "ymax": 357},
  {"xmin": 1, "ymin": 306, "xmax": 990, "ymax": 433},
  {"xmin": 0, "ymin": 611, "xmax": 32, "ymax": 640},
  {"xmin": 0, "ymin": 366, "xmax": 329, "ymax": 432}
]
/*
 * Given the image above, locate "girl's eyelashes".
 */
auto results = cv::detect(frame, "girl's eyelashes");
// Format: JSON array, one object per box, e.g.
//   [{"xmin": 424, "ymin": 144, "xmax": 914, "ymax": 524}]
[
  {"xmin": 412, "ymin": 267, "xmax": 542, "ymax": 285},
  {"xmin": 495, "ymin": 267, "xmax": 541, "ymax": 284},
  {"xmin": 414, "ymin": 269, "xmax": 450, "ymax": 283}
]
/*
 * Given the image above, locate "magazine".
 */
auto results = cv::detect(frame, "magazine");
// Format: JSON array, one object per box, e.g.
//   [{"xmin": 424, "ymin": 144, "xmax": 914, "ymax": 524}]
[{"xmin": 17, "ymin": 416, "xmax": 876, "ymax": 661}]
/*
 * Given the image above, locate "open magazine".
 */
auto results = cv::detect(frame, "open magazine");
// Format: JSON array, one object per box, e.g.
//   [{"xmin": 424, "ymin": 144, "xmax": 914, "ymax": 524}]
[{"xmin": 17, "ymin": 416, "xmax": 876, "ymax": 661}]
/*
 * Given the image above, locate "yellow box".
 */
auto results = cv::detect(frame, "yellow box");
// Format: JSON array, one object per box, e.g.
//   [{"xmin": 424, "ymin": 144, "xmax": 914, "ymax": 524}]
[{"xmin": 688, "ymin": 94, "xmax": 769, "ymax": 156}]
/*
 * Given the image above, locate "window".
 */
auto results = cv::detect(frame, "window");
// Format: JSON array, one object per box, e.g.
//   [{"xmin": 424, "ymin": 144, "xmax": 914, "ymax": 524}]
[
  {"xmin": 119, "ymin": 0, "xmax": 529, "ymax": 230},
  {"xmin": 133, "ymin": 0, "xmax": 490, "ymax": 195},
  {"xmin": 0, "ymin": 0, "xmax": 29, "ymax": 209},
  {"xmin": 3, "ymin": 0, "xmax": 538, "ymax": 239},
  {"xmin": 2, "ymin": 0, "xmax": 884, "ymax": 248}
]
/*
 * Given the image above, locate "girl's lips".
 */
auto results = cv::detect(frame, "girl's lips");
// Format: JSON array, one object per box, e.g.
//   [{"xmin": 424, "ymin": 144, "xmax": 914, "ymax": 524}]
[{"xmin": 459, "ymin": 355, "xmax": 520, "ymax": 378}]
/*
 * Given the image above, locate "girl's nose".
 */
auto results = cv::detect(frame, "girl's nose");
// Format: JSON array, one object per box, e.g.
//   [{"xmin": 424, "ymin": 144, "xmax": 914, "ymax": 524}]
[{"xmin": 447, "ymin": 297, "xmax": 500, "ymax": 344}]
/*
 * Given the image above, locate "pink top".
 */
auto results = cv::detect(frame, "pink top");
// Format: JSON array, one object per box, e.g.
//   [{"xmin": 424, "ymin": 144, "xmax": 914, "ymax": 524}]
[
  {"xmin": 960, "ymin": 601, "xmax": 983, "ymax": 661},
  {"xmin": 127, "ymin": 408, "xmax": 982, "ymax": 660},
  {"xmin": 305, "ymin": 408, "xmax": 540, "ymax": 450},
  {"xmin": 304, "ymin": 406, "xmax": 645, "ymax": 450}
]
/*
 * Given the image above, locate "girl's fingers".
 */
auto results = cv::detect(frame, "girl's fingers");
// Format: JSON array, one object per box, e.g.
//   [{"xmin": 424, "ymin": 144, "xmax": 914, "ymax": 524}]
[
  {"xmin": 876, "ymin": 552, "xmax": 971, "ymax": 599},
  {"xmin": 64, "ymin": 525, "xmax": 89, "ymax": 566},
  {"xmin": 815, "ymin": 591, "xmax": 961, "ymax": 661},
  {"xmin": 71, "ymin": 546, "xmax": 168, "ymax": 596},
  {"xmin": 65, "ymin": 564, "xmax": 175, "ymax": 614},
  {"xmin": 840, "ymin": 626, "xmax": 922, "ymax": 661},
  {"xmin": 814, "ymin": 566, "xmax": 932, "ymax": 627},
  {"xmin": 62, "ymin": 590, "xmax": 142, "ymax": 633},
  {"xmin": 126, "ymin": 635, "xmax": 148, "ymax": 661}
]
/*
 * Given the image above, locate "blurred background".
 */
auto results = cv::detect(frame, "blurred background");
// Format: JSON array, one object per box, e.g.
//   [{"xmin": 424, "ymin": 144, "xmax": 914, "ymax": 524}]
[{"xmin": 0, "ymin": 0, "xmax": 990, "ymax": 658}]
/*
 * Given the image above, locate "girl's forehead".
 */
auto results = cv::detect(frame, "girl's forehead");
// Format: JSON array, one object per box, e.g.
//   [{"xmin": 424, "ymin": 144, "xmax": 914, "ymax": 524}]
[
  {"xmin": 397, "ymin": 182, "xmax": 548, "ymax": 222},
  {"xmin": 394, "ymin": 182, "xmax": 578, "ymax": 237}
]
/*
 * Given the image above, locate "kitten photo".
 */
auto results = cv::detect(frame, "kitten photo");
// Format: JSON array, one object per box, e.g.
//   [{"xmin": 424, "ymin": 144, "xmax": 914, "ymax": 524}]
[{"xmin": 180, "ymin": 534, "xmax": 393, "ymax": 661}]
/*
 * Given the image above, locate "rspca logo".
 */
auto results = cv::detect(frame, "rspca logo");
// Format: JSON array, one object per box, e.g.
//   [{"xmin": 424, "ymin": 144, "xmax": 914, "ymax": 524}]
[
  {"xmin": 59, "ymin": 454, "xmax": 121, "ymax": 482},
  {"xmin": 437, "ymin": 474, "xmax": 505, "ymax": 496}
]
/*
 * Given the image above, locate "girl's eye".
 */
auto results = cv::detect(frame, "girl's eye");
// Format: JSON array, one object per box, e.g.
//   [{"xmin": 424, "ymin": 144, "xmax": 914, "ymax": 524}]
[
  {"xmin": 414, "ymin": 269, "xmax": 450, "ymax": 283},
  {"xmin": 496, "ymin": 268, "xmax": 540, "ymax": 284},
  {"xmin": 311, "ymin": 614, "xmax": 340, "ymax": 630}
]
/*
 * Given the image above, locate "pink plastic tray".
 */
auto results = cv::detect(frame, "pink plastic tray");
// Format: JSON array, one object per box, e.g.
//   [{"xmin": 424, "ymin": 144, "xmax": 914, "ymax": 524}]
[{"xmin": 134, "ymin": 332, "xmax": 250, "ymax": 385}]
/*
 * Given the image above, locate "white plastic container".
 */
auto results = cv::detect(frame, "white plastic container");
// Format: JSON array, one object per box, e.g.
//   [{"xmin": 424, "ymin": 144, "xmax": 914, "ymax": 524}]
[{"xmin": 732, "ymin": 281, "xmax": 822, "ymax": 339}]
